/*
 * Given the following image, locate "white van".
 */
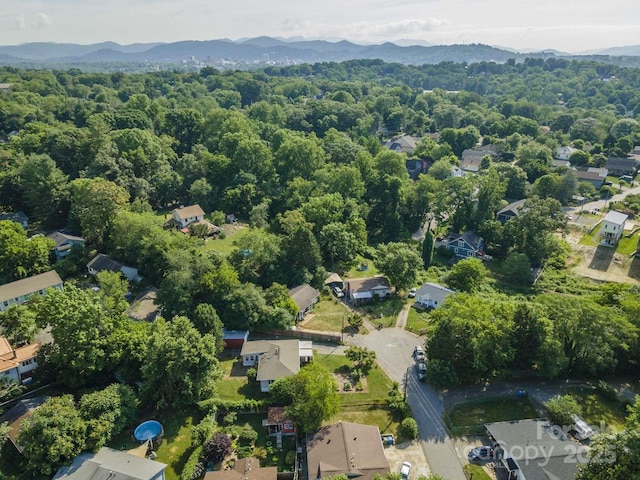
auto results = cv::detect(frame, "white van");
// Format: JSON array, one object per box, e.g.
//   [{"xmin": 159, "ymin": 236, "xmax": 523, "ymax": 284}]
[{"xmin": 571, "ymin": 414, "xmax": 594, "ymax": 440}]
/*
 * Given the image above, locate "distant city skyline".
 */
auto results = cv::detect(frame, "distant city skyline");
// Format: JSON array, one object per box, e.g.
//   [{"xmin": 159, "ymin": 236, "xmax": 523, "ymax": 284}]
[{"xmin": 2, "ymin": 0, "xmax": 640, "ymax": 53}]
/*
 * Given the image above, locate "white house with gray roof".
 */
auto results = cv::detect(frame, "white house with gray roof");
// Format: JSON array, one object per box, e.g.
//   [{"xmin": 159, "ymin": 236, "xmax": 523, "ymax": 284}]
[
  {"xmin": 600, "ymin": 210, "xmax": 628, "ymax": 247},
  {"xmin": 53, "ymin": 447, "xmax": 166, "ymax": 480},
  {"xmin": 415, "ymin": 283, "xmax": 455, "ymax": 309},
  {"xmin": 240, "ymin": 339, "xmax": 313, "ymax": 392}
]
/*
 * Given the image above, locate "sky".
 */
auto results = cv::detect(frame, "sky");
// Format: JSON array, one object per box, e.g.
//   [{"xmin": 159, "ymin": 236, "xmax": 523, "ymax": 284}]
[{"xmin": 2, "ymin": 0, "xmax": 640, "ymax": 53}]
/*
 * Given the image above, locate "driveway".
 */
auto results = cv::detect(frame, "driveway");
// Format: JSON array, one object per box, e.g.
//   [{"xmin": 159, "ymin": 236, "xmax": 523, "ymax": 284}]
[{"xmin": 346, "ymin": 325, "xmax": 467, "ymax": 480}]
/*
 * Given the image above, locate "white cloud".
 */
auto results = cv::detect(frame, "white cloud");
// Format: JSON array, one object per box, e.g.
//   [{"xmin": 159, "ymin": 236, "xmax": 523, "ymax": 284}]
[{"xmin": 35, "ymin": 12, "xmax": 53, "ymax": 29}]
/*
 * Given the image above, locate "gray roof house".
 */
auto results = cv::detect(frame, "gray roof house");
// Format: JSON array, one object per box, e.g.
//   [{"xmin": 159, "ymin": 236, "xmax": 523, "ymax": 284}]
[
  {"xmin": 240, "ymin": 339, "xmax": 313, "ymax": 392},
  {"xmin": 47, "ymin": 232, "xmax": 85, "ymax": 261},
  {"xmin": 437, "ymin": 231, "xmax": 486, "ymax": 259},
  {"xmin": 0, "ymin": 396, "xmax": 47, "ymax": 453},
  {"xmin": 0, "ymin": 211, "xmax": 28, "ymax": 229},
  {"xmin": 555, "ymin": 146, "xmax": 577, "ymax": 160},
  {"xmin": 0, "ymin": 270, "xmax": 63, "ymax": 312},
  {"xmin": 606, "ymin": 157, "xmax": 637, "ymax": 177},
  {"xmin": 486, "ymin": 419, "xmax": 587, "ymax": 480},
  {"xmin": 53, "ymin": 447, "xmax": 166, "ymax": 480},
  {"xmin": 289, "ymin": 284, "xmax": 321, "ymax": 322},
  {"xmin": 575, "ymin": 169, "xmax": 606, "ymax": 189},
  {"xmin": 600, "ymin": 210, "xmax": 628, "ymax": 247},
  {"xmin": 306, "ymin": 421, "xmax": 390, "ymax": 480},
  {"xmin": 384, "ymin": 135, "xmax": 420, "ymax": 156},
  {"xmin": 344, "ymin": 277, "xmax": 392, "ymax": 304},
  {"xmin": 415, "ymin": 283, "xmax": 455, "ymax": 310},
  {"xmin": 496, "ymin": 199, "xmax": 527, "ymax": 224},
  {"xmin": 87, "ymin": 254, "xmax": 142, "ymax": 283}
]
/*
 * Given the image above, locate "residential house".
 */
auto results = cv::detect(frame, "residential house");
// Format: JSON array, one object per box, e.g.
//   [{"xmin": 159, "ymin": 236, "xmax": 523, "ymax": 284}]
[
  {"xmin": 451, "ymin": 165, "xmax": 465, "ymax": 178},
  {"xmin": 0, "ymin": 83, "xmax": 13, "ymax": 92},
  {"xmin": 606, "ymin": 157, "xmax": 637, "ymax": 177},
  {"xmin": 587, "ymin": 166, "xmax": 609, "ymax": 178},
  {"xmin": 0, "ymin": 396, "xmax": 47, "ymax": 453},
  {"xmin": 551, "ymin": 159, "xmax": 572, "ymax": 169},
  {"xmin": 437, "ymin": 231, "xmax": 486, "ymax": 259},
  {"xmin": 46, "ymin": 231, "xmax": 85, "ymax": 260},
  {"xmin": 53, "ymin": 447, "xmax": 167, "ymax": 480},
  {"xmin": 461, "ymin": 145, "xmax": 499, "ymax": 164},
  {"xmin": 344, "ymin": 277, "xmax": 392, "ymax": 304},
  {"xmin": 555, "ymin": 146, "xmax": 577, "ymax": 160},
  {"xmin": 240, "ymin": 339, "xmax": 313, "ymax": 392},
  {"xmin": 289, "ymin": 284, "xmax": 320, "ymax": 322},
  {"xmin": 459, "ymin": 157, "xmax": 483, "ymax": 172},
  {"xmin": 0, "ymin": 337, "xmax": 39, "ymax": 384},
  {"xmin": 222, "ymin": 329, "xmax": 249, "ymax": 350},
  {"xmin": 600, "ymin": 210, "xmax": 628, "ymax": 247},
  {"xmin": 405, "ymin": 158, "xmax": 429, "ymax": 179},
  {"xmin": 204, "ymin": 457, "xmax": 276, "ymax": 480},
  {"xmin": 168, "ymin": 204, "xmax": 205, "ymax": 229},
  {"xmin": 87, "ymin": 254, "xmax": 142, "ymax": 283},
  {"xmin": 414, "ymin": 283, "xmax": 455, "ymax": 309},
  {"xmin": 486, "ymin": 419, "xmax": 587, "ymax": 480},
  {"xmin": 0, "ymin": 211, "xmax": 28, "ymax": 229},
  {"xmin": 384, "ymin": 134, "xmax": 420, "ymax": 156},
  {"xmin": 0, "ymin": 270, "xmax": 63, "ymax": 312},
  {"xmin": 575, "ymin": 169, "xmax": 606, "ymax": 189},
  {"xmin": 306, "ymin": 421, "xmax": 390, "ymax": 480},
  {"xmin": 262, "ymin": 406, "xmax": 295, "ymax": 437},
  {"xmin": 496, "ymin": 199, "xmax": 526, "ymax": 224}
]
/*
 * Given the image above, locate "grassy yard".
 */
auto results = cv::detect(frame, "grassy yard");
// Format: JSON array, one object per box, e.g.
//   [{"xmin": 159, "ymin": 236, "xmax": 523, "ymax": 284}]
[
  {"xmin": 344, "ymin": 255, "xmax": 380, "ymax": 278},
  {"xmin": 314, "ymin": 353, "xmax": 394, "ymax": 406},
  {"xmin": 235, "ymin": 413, "xmax": 296, "ymax": 472},
  {"xmin": 299, "ymin": 296, "xmax": 350, "ymax": 332},
  {"xmin": 446, "ymin": 396, "xmax": 538, "ymax": 436},
  {"xmin": 356, "ymin": 295, "xmax": 406, "ymax": 328},
  {"xmin": 405, "ymin": 306, "xmax": 430, "ymax": 335},
  {"xmin": 107, "ymin": 406, "xmax": 202, "ymax": 480},
  {"xmin": 331, "ymin": 404, "xmax": 407, "ymax": 442},
  {"xmin": 202, "ymin": 224, "xmax": 254, "ymax": 256},
  {"xmin": 567, "ymin": 387, "xmax": 628, "ymax": 433},
  {"xmin": 618, "ymin": 231, "xmax": 640, "ymax": 255},
  {"xmin": 463, "ymin": 464, "xmax": 492, "ymax": 480},
  {"xmin": 217, "ymin": 355, "xmax": 269, "ymax": 401}
]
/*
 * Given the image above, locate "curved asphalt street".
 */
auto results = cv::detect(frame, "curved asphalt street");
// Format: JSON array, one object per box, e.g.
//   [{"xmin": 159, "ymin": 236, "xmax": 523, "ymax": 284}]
[{"xmin": 345, "ymin": 321, "xmax": 467, "ymax": 480}]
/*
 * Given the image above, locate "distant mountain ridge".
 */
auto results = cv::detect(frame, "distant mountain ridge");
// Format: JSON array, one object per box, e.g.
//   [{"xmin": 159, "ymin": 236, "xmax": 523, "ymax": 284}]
[{"xmin": 0, "ymin": 37, "xmax": 639, "ymax": 68}]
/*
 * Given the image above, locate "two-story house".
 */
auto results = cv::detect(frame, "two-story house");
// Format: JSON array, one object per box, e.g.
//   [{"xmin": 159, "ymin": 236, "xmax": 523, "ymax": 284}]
[
  {"xmin": 600, "ymin": 210, "xmax": 628, "ymax": 247},
  {"xmin": 46, "ymin": 232, "xmax": 85, "ymax": 261},
  {"xmin": 0, "ymin": 337, "xmax": 39, "ymax": 384},
  {"xmin": 0, "ymin": 270, "xmax": 63, "ymax": 312},
  {"xmin": 438, "ymin": 231, "xmax": 486, "ymax": 259},
  {"xmin": 170, "ymin": 205, "xmax": 205, "ymax": 229}
]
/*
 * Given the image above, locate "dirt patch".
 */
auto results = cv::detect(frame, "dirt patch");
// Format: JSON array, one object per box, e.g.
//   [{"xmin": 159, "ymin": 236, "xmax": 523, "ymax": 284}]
[
  {"xmin": 565, "ymin": 231, "xmax": 640, "ymax": 285},
  {"xmin": 333, "ymin": 372, "xmax": 369, "ymax": 393},
  {"xmin": 126, "ymin": 288, "xmax": 159, "ymax": 321},
  {"xmin": 384, "ymin": 440, "xmax": 430, "ymax": 480}
]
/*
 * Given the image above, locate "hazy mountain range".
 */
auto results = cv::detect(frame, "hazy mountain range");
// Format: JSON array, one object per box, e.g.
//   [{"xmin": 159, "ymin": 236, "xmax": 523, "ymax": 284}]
[{"xmin": 0, "ymin": 37, "xmax": 639, "ymax": 68}]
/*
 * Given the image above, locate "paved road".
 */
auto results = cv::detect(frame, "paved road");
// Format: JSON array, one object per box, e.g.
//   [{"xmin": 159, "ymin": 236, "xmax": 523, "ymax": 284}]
[
  {"xmin": 565, "ymin": 183, "xmax": 640, "ymax": 218},
  {"xmin": 346, "ymin": 326, "xmax": 466, "ymax": 480}
]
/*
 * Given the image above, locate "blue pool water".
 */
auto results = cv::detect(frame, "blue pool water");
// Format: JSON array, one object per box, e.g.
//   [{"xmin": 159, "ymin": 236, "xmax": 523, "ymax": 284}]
[{"xmin": 134, "ymin": 420, "xmax": 163, "ymax": 441}]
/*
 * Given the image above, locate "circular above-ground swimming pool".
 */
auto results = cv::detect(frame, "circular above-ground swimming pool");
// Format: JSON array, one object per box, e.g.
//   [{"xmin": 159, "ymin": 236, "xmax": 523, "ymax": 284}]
[{"xmin": 134, "ymin": 420, "xmax": 164, "ymax": 442}]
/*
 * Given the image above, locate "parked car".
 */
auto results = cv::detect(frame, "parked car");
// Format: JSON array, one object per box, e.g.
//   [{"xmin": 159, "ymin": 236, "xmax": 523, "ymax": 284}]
[
  {"xmin": 467, "ymin": 446, "xmax": 495, "ymax": 462},
  {"xmin": 408, "ymin": 287, "xmax": 417, "ymax": 298},
  {"xmin": 400, "ymin": 461, "xmax": 412, "ymax": 480},
  {"xmin": 412, "ymin": 346, "xmax": 424, "ymax": 358},
  {"xmin": 332, "ymin": 286, "xmax": 344, "ymax": 298},
  {"xmin": 571, "ymin": 414, "xmax": 595, "ymax": 440},
  {"xmin": 416, "ymin": 362, "xmax": 426, "ymax": 381}
]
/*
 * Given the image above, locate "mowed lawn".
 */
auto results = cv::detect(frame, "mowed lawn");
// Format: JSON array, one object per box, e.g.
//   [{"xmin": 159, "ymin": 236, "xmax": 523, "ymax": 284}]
[
  {"xmin": 299, "ymin": 296, "xmax": 350, "ymax": 332},
  {"xmin": 567, "ymin": 387, "xmax": 629, "ymax": 433},
  {"xmin": 202, "ymin": 224, "xmax": 254, "ymax": 256},
  {"xmin": 405, "ymin": 306, "xmax": 430, "ymax": 335},
  {"xmin": 357, "ymin": 295, "xmax": 406, "ymax": 328},
  {"xmin": 446, "ymin": 397, "xmax": 538, "ymax": 435},
  {"xmin": 217, "ymin": 355, "xmax": 268, "ymax": 401}
]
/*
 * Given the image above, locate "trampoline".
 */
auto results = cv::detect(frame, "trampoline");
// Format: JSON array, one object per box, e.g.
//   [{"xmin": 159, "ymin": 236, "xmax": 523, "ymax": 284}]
[{"xmin": 134, "ymin": 420, "xmax": 164, "ymax": 442}]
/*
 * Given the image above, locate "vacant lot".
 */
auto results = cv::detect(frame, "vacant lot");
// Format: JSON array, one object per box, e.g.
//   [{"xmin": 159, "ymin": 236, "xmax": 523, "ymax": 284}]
[{"xmin": 298, "ymin": 296, "xmax": 350, "ymax": 332}]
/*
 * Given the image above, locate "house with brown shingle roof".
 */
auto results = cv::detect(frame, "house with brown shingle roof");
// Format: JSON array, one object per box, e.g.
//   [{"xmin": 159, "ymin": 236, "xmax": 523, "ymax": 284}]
[
  {"xmin": 344, "ymin": 277, "xmax": 391, "ymax": 304},
  {"xmin": 0, "ymin": 270, "xmax": 63, "ymax": 312},
  {"xmin": 306, "ymin": 422, "xmax": 390, "ymax": 480},
  {"xmin": 0, "ymin": 336, "xmax": 40, "ymax": 384},
  {"xmin": 204, "ymin": 458, "xmax": 276, "ymax": 480},
  {"xmin": 0, "ymin": 396, "xmax": 47, "ymax": 453},
  {"xmin": 240, "ymin": 339, "xmax": 312, "ymax": 392}
]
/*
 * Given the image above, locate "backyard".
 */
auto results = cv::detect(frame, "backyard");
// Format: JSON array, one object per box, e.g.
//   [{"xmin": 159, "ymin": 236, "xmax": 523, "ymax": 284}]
[
  {"xmin": 297, "ymin": 296, "xmax": 351, "ymax": 333},
  {"xmin": 567, "ymin": 386, "xmax": 629, "ymax": 433},
  {"xmin": 445, "ymin": 396, "xmax": 538, "ymax": 436},
  {"xmin": 356, "ymin": 295, "xmax": 406, "ymax": 328},
  {"xmin": 202, "ymin": 223, "xmax": 253, "ymax": 256}
]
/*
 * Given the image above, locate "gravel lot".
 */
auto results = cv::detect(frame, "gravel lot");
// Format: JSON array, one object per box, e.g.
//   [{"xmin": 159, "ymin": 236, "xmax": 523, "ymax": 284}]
[{"xmin": 384, "ymin": 441, "xmax": 431, "ymax": 480}]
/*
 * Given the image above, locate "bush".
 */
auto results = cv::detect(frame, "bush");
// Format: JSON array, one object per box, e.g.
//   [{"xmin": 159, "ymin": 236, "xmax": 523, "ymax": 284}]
[
  {"xmin": 400, "ymin": 417, "xmax": 419, "ymax": 439},
  {"xmin": 203, "ymin": 433, "xmax": 232, "ymax": 464},
  {"xmin": 544, "ymin": 395, "xmax": 582, "ymax": 426},
  {"xmin": 238, "ymin": 425, "xmax": 258, "ymax": 446},
  {"xmin": 236, "ymin": 446, "xmax": 253, "ymax": 458},
  {"xmin": 223, "ymin": 412, "xmax": 237, "ymax": 426},
  {"xmin": 246, "ymin": 367, "xmax": 257, "ymax": 381},
  {"xmin": 285, "ymin": 450, "xmax": 296, "ymax": 469},
  {"xmin": 388, "ymin": 396, "xmax": 411, "ymax": 419},
  {"xmin": 180, "ymin": 446, "xmax": 203, "ymax": 480},
  {"xmin": 191, "ymin": 413, "xmax": 218, "ymax": 445}
]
